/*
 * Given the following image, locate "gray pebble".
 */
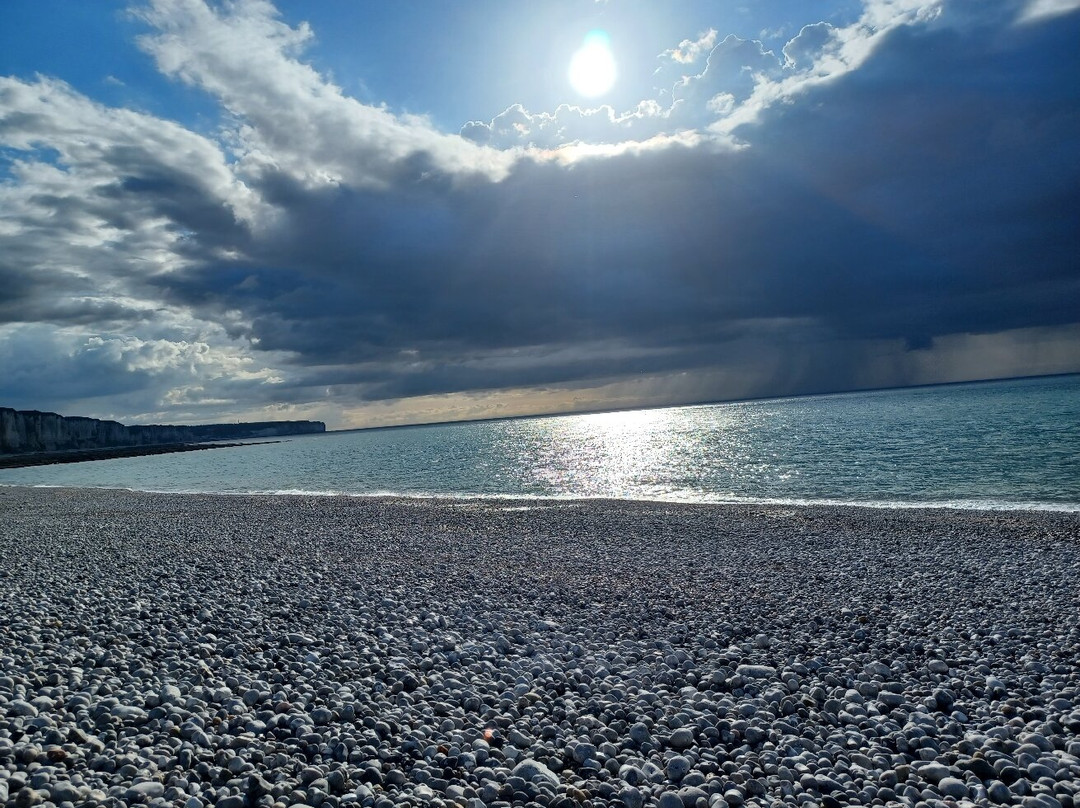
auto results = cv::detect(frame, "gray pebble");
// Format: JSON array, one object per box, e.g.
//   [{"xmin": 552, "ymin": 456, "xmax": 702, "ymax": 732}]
[
  {"xmin": 511, "ymin": 759, "xmax": 559, "ymax": 789},
  {"xmin": 938, "ymin": 777, "xmax": 968, "ymax": 799},
  {"xmin": 669, "ymin": 728, "xmax": 695, "ymax": 749},
  {"xmin": 0, "ymin": 490, "xmax": 1078, "ymax": 808},
  {"xmin": 658, "ymin": 792, "xmax": 684, "ymax": 808},
  {"xmin": 666, "ymin": 755, "xmax": 692, "ymax": 782}
]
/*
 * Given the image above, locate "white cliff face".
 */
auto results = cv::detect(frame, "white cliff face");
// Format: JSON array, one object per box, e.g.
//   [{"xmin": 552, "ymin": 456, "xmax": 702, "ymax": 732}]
[
  {"xmin": 0, "ymin": 408, "xmax": 325, "ymax": 454},
  {"xmin": 0, "ymin": 409, "xmax": 156, "ymax": 452}
]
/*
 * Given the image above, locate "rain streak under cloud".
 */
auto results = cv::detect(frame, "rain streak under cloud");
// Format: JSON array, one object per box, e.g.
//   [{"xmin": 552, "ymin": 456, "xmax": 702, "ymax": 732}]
[{"xmin": 0, "ymin": 0, "xmax": 1078, "ymax": 428}]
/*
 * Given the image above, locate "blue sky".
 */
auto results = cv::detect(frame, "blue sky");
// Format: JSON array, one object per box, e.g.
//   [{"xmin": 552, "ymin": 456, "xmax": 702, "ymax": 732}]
[
  {"xmin": 1, "ymin": 0, "xmax": 1079, "ymax": 428},
  {"xmin": 2, "ymin": 1, "xmax": 865, "ymax": 136}
]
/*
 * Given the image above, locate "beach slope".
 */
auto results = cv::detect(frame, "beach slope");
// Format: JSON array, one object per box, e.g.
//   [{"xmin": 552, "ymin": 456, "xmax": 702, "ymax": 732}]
[{"xmin": 0, "ymin": 488, "xmax": 1077, "ymax": 807}]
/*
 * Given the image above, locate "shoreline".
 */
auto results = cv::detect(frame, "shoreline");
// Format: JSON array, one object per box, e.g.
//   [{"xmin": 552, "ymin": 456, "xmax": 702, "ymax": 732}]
[
  {"xmin": 1, "ymin": 488, "xmax": 1078, "ymax": 808},
  {"xmin": 1, "ymin": 480, "xmax": 1077, "ymax": 514},
  {"xmin": 0, "ymin": 441, "xmax": 268, "ymax": 470}
]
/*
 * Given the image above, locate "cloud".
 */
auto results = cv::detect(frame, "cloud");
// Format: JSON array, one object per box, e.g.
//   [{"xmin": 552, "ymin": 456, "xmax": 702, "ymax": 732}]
[
  {"xmin": 462, "ymin": 31, "xmax": 786, "ymax": 150},
  {"xmin": 458, "ymin": 1, "xmax": 948, "ymax": 151},
  {"xmin": 1017, "ymin": 0, "xmax": 1080, "ymax": 23},
  {"xmin": 134, "ymin": 0, "xmax": 513, "ymax": 189},
  {"xmin": 0, "ymin": 74, "xmax": 259, "ymax": 346},
  {"xmin": 0, "ymin": 323, "xmax": 283, "ymax": 419},
  {"xmin": 783, "ymin": 23, "xmax": 838, "ymax": 70},
  {"xmin": 1, "ymin": 0, "xmax": 1078, "ymax": 427},
  {"xmin": 661, "ymin": 29, "xmax": 719, "ymax": 65},
  {"xmin": 460, "ymin": 100, "xmax": 680, "ymax": 151}
]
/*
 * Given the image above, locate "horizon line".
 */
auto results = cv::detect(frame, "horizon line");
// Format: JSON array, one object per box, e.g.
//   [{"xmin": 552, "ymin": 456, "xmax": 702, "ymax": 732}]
[{"xmin": 325, "ymin": 370, "xmax": 1080, "ymax": 435}]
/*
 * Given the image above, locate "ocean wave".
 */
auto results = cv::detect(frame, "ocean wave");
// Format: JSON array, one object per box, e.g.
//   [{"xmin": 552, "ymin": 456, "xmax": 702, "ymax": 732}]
[{"xmin": 3, "ymin": 480, "xmax": 1078, "ymax": 512}]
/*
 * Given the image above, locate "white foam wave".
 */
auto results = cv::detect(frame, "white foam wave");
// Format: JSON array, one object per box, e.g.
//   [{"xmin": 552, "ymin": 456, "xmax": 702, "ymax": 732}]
[{"xmin": 3, "ymin": 480, "xmax": 1077, "ymax": 512}]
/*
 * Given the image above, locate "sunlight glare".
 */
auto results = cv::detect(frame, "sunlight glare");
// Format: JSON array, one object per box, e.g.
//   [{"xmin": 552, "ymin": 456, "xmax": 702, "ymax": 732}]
[
  {"xmin": 568, "ymin": 31, "xmax": 616, "ymax": 98},
  {"xmin": 527, "ymin": 407, "xmax": 682, "ymax": 498}
]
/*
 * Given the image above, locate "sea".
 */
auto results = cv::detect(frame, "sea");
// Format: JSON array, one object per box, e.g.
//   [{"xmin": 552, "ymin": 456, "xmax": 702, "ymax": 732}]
[{"xmin": 2, "ymin": 375, "xmax": 1078, "ymax": 511}]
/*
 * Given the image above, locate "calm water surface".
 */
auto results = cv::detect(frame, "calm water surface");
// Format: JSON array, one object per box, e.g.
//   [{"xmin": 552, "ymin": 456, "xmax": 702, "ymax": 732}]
[{"xmin": 3, "ymin": 375, "xmax": 1078, "ymax": 510}]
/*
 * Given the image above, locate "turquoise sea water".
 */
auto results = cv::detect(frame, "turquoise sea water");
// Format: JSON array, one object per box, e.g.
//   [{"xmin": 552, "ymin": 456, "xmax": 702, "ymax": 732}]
[{"xmin": 2, "ymin": 375, "xmax": 1078, "ymax": 510}]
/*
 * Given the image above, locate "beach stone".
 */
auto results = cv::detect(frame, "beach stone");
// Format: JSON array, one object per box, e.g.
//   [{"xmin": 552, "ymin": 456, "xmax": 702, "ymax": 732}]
[
  {"xmin": 512, "ymin": 759, "xmax": 559, "ymax": 789},
  {"xmin": 919, "ymin": 763, "xmax": 951, "ymax": 785},
  {"xmin": 723, "ymin": 787, "xmax": 746, "ymax": 806},
  {"xmin": 326, "ymin": 770, "xmax": 348, "ymax": 794},
  {"xmin": 681, "ymin": 771, "xmax": 706, "ymax": 788},
  {"xmin": 666, "ymin": 756, "xmax": 692, "ymax": 782},
  {"xmin": 669, "ymin": 728, "xmax": 695, "ymax": 749},
  {"xmin": 865, "ymin": 662, "xmax": 892, "ymax": 678},
  {"xmin": 127, "ymin": 781, "xmax": 166, "ymax": 800},
  {"xmin": 988, "ymin": 781, "xmax": 1013, "ymax": 803},
  {"xmin": 8, "ymin": 700, "xmax": 38, "ymax": 717},
  {"xmin": 736, "ymin": 665, "xmax": 776, "ymax": 679},
  {"xmin": 927, "ymin": 659, "xmax": 949, "ymax": 674},
  {"xmin": 658, "ymin": 792, "xmax": 683, "ymax": 808},
  {"xmin": 814, "ymin": 774, "xmax": 844, "ymax": 793},
  {"xmin": 932, "ymin": 688, "xmax": 955, "ymax": 711},
  {"xmin": 571, "ymin": 743, "xmax": 597, "ymax": 764},
  {"xmin": 879, "ymin": 691, "xmax": 905, "ymax": 708},
  {"xmin": 629, "ymin": 723, "xmax": 651, "ymax": 743},
  {"xmin": 1029, "ymin": 762, "xmax": 1057, "ymax": 781},
  {"xmin": 507, "ymin": 729, "xmax": 531, "ymax": 749},
  {"xmin": 938, "ymin": 777, "xmax": 968, "ymax": 799},
  {"xmin": 986, "ymin": 676, "xmax": 1008, "ymax": 697},
  {"xmin": 678, "ymin": 785, "xmax": 709, "ymax": 807},
  {"xmin": 111, "ymin": 705, "xmax": 148, "ymax": 723},
  {"xmin": 413, "ymin": 783, "xmax": 435, "ymax": 801},
  {"xmin": 14, "ymin": 788, "xmax": 42, "ymax": 808},
  {"xmin": 1023, "ymin": 796, "xmax": 1064, "ymax": 808},
  {"xmin": 966, "ymin": 758, "xmax": 998, "ymax": 781},
  {"xmin": 1024, "ymin": 734, "xmax": 1055, "ymax": 753},
  {"xmin": 744, "ymin": 726, "xmax": 767, "ymax": 746},
  {"xmin": 1000, "ymin": 765, "xmax": 1023, "ymax": 785},
  {"xmin": 619, "ymin": 786, "xmax": 644, "ymax": 808},
  {"xmin": 48, "ymin": 782, "xmax": 82, "ymax": 804}
]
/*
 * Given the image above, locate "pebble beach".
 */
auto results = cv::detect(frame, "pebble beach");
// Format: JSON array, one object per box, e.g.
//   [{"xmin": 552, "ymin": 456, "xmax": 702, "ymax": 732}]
[{"xmin": 1, "ymin": 487, "xmax": 1078, "ymax": 808}]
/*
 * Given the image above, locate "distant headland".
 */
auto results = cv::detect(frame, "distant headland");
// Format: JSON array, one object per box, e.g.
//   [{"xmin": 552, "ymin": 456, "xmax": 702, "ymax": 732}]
[{"xmin": 0, "ymin": 407, "xmax": 325, "ymax": 466}]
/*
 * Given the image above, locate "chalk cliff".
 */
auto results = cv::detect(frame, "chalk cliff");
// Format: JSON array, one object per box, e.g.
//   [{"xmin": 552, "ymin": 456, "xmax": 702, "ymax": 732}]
[{"xmin": 0, "ymin": 408, "xmax": 325, "ymax": 454}]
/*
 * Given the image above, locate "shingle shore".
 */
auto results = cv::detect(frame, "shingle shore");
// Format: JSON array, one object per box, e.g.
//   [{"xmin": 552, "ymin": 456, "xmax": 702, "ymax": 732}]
[{"xmin": 0, "ymin": 487, "xmax": 1078, "ymax": 808}]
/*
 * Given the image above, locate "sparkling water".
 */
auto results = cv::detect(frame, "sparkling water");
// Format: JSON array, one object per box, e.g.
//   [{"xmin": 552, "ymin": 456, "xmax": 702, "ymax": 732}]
[{"xmin": 3, "ymin": 375, "xmax": 1078, "ymax": 509}]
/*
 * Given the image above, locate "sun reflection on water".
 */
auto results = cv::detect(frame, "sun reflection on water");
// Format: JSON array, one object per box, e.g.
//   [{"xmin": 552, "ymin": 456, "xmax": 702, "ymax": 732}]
[{"xmin": 516, "ymin": 407, "xmax": 723, "ymax": 498}]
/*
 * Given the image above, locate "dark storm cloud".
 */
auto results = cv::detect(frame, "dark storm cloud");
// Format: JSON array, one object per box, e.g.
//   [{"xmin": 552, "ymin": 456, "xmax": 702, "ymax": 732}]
[
  {"xmin": 148, "ymin": 5, "xmax": 1080, "ymax": 402},
  {"xmin": 745, "ymin": 7, "xmax": 1080, "ymax": 335},
  {"xmin": 0, "ymin": 328, "xmax": 158, "ymax": 410},
  {"xmin": 0, "ymin": 259, "xmax": 150, "ymax": 328}
]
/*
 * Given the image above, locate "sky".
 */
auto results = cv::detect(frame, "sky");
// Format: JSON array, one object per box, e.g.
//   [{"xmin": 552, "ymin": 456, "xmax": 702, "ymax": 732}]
[{"xmin": 1, "ymin": 0, "xmax": 1079, "ymax": 429}]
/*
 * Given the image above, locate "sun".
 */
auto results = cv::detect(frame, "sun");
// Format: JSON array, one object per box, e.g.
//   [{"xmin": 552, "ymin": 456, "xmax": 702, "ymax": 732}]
[{"xmin": 568, "ymin": 31, "xmax": 616, "ymax": 98}]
